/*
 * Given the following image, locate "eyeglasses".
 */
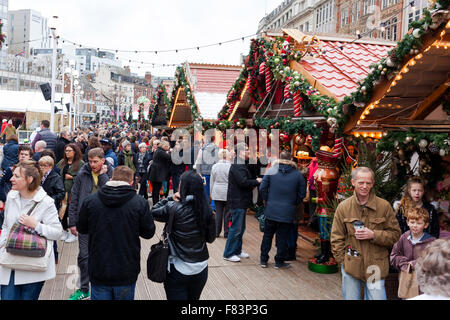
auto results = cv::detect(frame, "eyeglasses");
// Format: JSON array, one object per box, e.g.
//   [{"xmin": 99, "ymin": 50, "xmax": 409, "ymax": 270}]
[{"xmin": 65, "ymin": 149, "xmax": 74, "ymax": 153}]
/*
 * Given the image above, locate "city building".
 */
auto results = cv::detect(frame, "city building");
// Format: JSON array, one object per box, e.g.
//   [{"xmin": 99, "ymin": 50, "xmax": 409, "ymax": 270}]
[
  {"xmin": 7, "ymin": 9, "xmax": 52, "ymax": 58},
  {"xmin": 0, "ymin": 0, "xmax": 8, "ymax": 69}
]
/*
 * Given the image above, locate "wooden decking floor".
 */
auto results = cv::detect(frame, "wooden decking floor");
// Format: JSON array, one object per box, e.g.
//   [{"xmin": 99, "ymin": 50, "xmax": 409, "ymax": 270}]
[{"xmin": 39, "ymin": 213, "xmax": 342, "ymax": 300}]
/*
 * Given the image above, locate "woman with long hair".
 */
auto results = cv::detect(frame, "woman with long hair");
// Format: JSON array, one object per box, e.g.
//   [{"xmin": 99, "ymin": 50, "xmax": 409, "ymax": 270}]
[
  {"xmin": 56, "ymin": 143, "xmax": 84, "ymax": 242},
  {"xmin": 148, "ymin": 140, "xmax": 171, "ymax": 205},
  {"xmin": 0, "ymin": 160, "xmax": 62, "ymax": 300},
  {"xmin": 83, "ymin": 136, "xmax": 101, "ymax": 163},
  {"xmin": 151, "ymin": 171, "xmax": 216, "ymax": 300},
  {"xmin": 396, "ymin": 176, "xmax": 440, "ymax": 239}
]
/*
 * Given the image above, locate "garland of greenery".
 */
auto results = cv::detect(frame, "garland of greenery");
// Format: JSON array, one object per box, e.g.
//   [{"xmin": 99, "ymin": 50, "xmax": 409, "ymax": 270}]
[
  {"xmin": 168, "ymin": 65, "xmax": 202, "ymax": 122},
  {"xmin": 149, "ymin": 84, "xmax": 170, "ymax": 122},
  {"xmin": 376, "ymin": 130, "xmax": 450, "ymax": 155}
]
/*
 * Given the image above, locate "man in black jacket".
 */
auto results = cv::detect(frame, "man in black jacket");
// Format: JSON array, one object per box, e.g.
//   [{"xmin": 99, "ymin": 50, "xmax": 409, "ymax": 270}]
[
  {"xmin": 68, "ymin": 147, "xmax": 113, "ymax": 300},
  {"xmin": 223, "ymin": 142, "xmax": 262, "ymax": 262},
  {"xmin": 54, "ymin": 129, "xmax": 71, "ymax": 164},
  {"xmin": 77, "ymin": 166, "xmax": 155, "ymax": 300}
]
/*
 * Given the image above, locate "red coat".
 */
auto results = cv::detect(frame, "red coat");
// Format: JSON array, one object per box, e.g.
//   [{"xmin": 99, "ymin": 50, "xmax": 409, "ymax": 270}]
[{"xmin": 1, "ymin": 122, "xmax": 7, "ymax": 134}]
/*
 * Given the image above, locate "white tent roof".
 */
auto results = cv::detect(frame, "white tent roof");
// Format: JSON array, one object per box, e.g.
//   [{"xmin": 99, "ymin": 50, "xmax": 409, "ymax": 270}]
[
  {"xmin": 0, "ymin": 90, "xmax": 71, "ymax": 114},
  {"xmin": 195, "ymin": 92, "xmax": 227, "ymax": 120}
]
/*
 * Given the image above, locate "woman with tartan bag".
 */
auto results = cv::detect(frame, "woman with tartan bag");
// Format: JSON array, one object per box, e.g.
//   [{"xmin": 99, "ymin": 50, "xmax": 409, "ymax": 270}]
[{"xmin": 0, "ymin": 160, "xmax": 62, "ymax": 300}]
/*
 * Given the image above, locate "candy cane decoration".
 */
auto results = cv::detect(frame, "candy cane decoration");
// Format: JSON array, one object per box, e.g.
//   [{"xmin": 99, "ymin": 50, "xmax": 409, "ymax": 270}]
[
  {"xmin": 265, "ymin": 66, "xmax": 272, "ymax": 93},
  {"xmin": 259, "ymin": 62, "xmax": 266, "ymax": 75},
  {"xmin": 333, "ymin": 137, "xmax": 344, "ymax": 158},
  {"xmin": 284, "ymin": 84, "xmax": 291, "ymax": 99},
  {"xmin": 293, "ymin": 91, "xmax": 302, "ymax": 117}
]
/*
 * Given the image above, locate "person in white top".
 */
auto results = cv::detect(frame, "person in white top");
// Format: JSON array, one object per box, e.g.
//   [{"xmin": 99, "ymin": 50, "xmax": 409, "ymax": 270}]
[
  {"xmin": 0, "ymin": 160, "xmax": 62, "ymax": 300},
  {"xmin": 210, "ymin": 149, "xmax": 232, "ymax": 238},
  {"xmin": 409, "ymin": 238, "xmax": 450, "ymax": 300}
]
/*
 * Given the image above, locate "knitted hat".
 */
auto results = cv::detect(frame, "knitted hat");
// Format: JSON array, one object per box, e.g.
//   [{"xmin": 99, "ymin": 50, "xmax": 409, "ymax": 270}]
[{"xmin": 122, "ymin": 140, "xmax": 131, "ymax": 148}]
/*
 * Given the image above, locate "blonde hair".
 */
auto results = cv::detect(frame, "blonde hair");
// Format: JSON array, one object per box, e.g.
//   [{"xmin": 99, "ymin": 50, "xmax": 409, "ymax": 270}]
[
  {"xmin": 38, "ymin": 155, "xmax": 54, "ymax": 167},
  {"xmin": 218, "ymin": 149, "xmax": 230, "ymax": 160},
  {"xmin": 161, "ymin": 141, "xmax": 170, "ymax": 149},
  {"xmin": 415, "ymin": 238, "xmax": 450, "ymax": 298}
]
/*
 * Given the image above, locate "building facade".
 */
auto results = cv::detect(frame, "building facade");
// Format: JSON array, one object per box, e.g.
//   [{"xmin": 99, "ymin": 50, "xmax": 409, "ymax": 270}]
[
  {"xmin": 0, "ymin": 0, "xmax": 8, "ymax": 70},
  {"xmin": 7, "ymin": 9, "xmax": 52, "ymax": 58}
]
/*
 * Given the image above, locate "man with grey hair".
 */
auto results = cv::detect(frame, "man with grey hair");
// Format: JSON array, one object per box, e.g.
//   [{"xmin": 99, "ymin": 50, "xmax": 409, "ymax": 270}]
[
  {"xmin": 331, "ymin": 166, "xmax": 401, "ymax": 300},
  {"xmin": 33, "ymin": 140, "xmax": 47, "ymax": 161}
]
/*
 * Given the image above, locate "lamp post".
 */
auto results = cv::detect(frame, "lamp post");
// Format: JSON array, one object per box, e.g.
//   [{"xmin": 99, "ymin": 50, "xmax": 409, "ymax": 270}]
[
  {"xmin": 49, "ymin": 15, "xmax": 59, "ymax": 132},
  {"xmin": 117, "ymin": 75, "xmax": 121, "ymax": 123}
]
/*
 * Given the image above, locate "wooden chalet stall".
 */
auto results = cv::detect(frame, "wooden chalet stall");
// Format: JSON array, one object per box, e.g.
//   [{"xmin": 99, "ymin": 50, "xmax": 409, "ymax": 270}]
[{"xmin": 168, "ymin": 62, "xmax": 242, "ymax": 131}]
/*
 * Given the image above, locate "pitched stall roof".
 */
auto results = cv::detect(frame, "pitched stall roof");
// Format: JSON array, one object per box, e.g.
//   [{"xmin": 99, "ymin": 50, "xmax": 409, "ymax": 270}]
[
  {"xmin": 344, "ymin": 18, "xmax": 450, "ymax": 133},
  {"xmin": 227, "ymin": 31, "xmax": 395, "ymax": 121},
  {"xmin": 283, "ymin": 29, "xmax": 395, "ymax": 101},
  {"xmin": 187, "ymin": 63, "xmax": 242, "ymax": 120}
]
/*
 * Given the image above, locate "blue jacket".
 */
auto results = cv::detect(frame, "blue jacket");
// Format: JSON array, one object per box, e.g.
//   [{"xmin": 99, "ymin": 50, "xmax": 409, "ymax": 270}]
[
  {"xmin": 1, "ymin": 140, "xmax": 19, "ymax": 171},
  {"xmin": 259, "ymin": 159, "xmax": 306, "ymax": 224}
]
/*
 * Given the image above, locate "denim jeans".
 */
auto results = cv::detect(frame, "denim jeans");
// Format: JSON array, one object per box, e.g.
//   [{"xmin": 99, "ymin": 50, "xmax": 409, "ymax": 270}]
[
  {"xmin": 1, "ymin": 271, "xmax": 44, "ymax": 300},
  {"xmin": 341, "ymin": 265, "xmax": 387, "ymax": 300},
  {"xmin": 223, "ymin": 208, "xmax": 246, "ymax": 258},
  {"xmin": 287, "ymin": 222, "xmax": 298, "ymax": 250},
  {"xmin": 203, "ymin": 175, "xmax": 215, "ymax": 211},
  {"xmin": 260, "ymin": 219, "xmax": 290, "ymax": 264},
  {"xmin": 91, "ymin": 283, "xmax": 136, "ymax": 300},
  {"xmin": 164, "ymin": 264, "xmax": 208, "ymax": 300}
]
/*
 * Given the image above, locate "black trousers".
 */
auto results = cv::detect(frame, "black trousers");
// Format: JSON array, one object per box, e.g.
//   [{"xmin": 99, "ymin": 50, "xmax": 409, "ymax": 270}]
[
  {"xmin": 260, "ymin": 219, "xmax": 290, "ymax": 264},
  {"xmin": 137, "ymin": 173, "xmax": 148, "ymax": 199},
  {"xmin": 151, "ymin": 181, "xmax": 162, "ymax": 206},
  {"xmin": 164, "ymin": 265, "xmax": 208, "ymax": 300}
]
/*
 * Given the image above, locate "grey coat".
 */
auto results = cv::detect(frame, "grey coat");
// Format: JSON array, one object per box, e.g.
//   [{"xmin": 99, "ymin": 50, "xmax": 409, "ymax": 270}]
[
  {"xmin": 68, "ymin": 162, "xmax": 113, "ymax": 228},
  {"xmin": 210, "ymin": 160, "xmax": 231, "ymax": 201}
]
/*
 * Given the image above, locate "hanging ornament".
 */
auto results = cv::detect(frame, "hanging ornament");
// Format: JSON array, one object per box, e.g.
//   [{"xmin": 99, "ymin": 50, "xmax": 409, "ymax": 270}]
[
  {"xmin": 333, "ymin": 137, "xmax": 344, "ymax": 158},
  {"xmin": 386, "ymin": 57, "xmax": 395, "ymax": 67},
  {"xmin": 265, "ymin": 66, "xmax": 272, "ymax": 93},
  {"xmin": 439, "ymin": 149, "xmax": 447, "ymax": 157},
  {"xmin": 295, "ymin": 135, "xmax": 305, "ymax": 146},
  {"xmin": 412, "ymin": 28, "xmax": 421, "ymax": 38},
  {"xmin": 404, "ymin": 136, "xmax": 413, "ymax": 143},
  {"xmin": 293, "ymin": 91, "xmax": 302, "ymax": 117},
  {"xmin": 418, "ymin": 139, "xmax": 428, "ymax": 152}
]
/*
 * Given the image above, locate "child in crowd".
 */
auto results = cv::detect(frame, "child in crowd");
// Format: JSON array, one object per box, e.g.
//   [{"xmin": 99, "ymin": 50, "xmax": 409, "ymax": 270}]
[{"xmin": 390, "ymin": 207, "xmax": 436, "ymax": 274}]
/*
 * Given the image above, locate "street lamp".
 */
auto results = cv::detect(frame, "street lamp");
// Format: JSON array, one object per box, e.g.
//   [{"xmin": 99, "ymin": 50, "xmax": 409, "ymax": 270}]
[{"xmin": 49, "ymin": 15, "xmax": 59, "ymax": 132}]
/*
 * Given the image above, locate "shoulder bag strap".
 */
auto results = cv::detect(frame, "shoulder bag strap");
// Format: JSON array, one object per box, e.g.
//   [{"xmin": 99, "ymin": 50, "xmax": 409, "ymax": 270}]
[
  {"xmin": 26, "ymin": 201, "xmax": 39, "ymax": 216},
  {"xmin": 165, "ymin": 201, "xmax": 180, "ymax": 236}
]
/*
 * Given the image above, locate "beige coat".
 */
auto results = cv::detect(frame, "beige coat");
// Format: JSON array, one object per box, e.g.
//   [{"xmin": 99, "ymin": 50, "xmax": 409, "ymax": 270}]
[{"xmin": 331, "ymin": 191, "xmax": 401, "ymax": 281}]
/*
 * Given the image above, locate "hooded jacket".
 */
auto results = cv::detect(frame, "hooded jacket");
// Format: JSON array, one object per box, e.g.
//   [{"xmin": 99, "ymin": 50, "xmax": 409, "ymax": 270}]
[
  {"xmin": 259, "ymin": 159, "xmax": 306, "ymax": 224},
  {"xmin": 77, "ymin": 181, "xmax": 155, "ymax": 286},
  {"xmin": 68, "ymin": 162, "xmax": 113, "ymax": 228},
  {"xmin": 41, "ymin": 169, "xmax": 66, "ymax": 211},
  {"xmin": 1, "ymin": 140, "xmax": 19, "ymax": 171},
  {"xmin": 390, "ymin": 231, "xmax": 435, "ymax": 271}
]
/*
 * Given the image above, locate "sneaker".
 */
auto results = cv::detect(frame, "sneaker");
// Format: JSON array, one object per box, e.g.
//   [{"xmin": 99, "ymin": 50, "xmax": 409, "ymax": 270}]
[
  {"xmin": 68, "ymin": 289, "xmax": 90, "ymax": 300},
  {"xmin": 238, "ymin": 252, "xmax": 250, "ymax": 259},
  {"xmin": 65, "ymin": 233, "xmax": 78, "ymax": 243},
  {"xmin": 274, "ymin": 262, "xmax": 291, "ymax": 269},
  {"xmin": 223, "ymin": 255, "xmax": 241, "ymax": 262},
  {"xmin": 260, "ymin": 261, "xmax": 268, "ymax": 268}
]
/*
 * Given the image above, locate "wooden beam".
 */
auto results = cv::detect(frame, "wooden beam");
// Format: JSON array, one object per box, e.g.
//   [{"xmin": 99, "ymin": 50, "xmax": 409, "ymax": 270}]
[
  {"xmin": 410, "ymin": 77, "xmax": 450, "ymax": 120},
  {"xmin": 168, "ymin": 87, "xmax": 183, "ymax": 128}
]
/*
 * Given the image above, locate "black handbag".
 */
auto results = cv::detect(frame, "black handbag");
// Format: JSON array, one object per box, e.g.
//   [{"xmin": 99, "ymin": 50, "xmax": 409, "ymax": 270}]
[{"xmin": 146, "ymin": 202, "xmax": 179, "ymax": 283}]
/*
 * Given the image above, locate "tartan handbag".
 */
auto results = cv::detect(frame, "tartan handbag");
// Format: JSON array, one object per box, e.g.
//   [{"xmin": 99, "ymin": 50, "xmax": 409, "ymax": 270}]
[{"xmin": 0, "ymin": 201, "xmax": 52, "ymax": 272}]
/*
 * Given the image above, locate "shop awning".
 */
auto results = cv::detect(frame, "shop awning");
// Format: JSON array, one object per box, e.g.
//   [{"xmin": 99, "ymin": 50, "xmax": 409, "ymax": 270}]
[{"xmin": 0, "ymin": 90, "xmax": 71, "ymax": 114}]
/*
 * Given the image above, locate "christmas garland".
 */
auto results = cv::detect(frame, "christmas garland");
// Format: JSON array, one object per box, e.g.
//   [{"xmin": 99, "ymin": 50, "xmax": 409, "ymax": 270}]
[
  {"xmin": 168, "ymin": 65, "xmax": 202, "ymax": 122},
  {"xmin": 0, "ymin": 20, "xmax": 5, "ymax": 49},
  {"xmin": 149, "ymin": 84, "xmax": 170, "ymax": 122},
  {"xmin": 376, "ymin": 130, "xmax": 450, "ymax": 156}
]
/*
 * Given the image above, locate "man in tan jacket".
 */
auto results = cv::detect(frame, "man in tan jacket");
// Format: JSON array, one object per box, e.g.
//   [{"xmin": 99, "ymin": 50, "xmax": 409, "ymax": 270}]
[{"xmin": 331, "ymin": 167, "xmax": 401, "ymax": 300}]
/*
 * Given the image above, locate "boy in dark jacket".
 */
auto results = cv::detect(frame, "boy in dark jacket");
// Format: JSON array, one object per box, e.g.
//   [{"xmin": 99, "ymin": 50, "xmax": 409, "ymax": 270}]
[
  {"xmin": 77, "ymin": 166, "xmax": 155, "ymax": 300},
  {"xmin": 390, "ymin": 207, "xmax": 435, "ymax": 273}
]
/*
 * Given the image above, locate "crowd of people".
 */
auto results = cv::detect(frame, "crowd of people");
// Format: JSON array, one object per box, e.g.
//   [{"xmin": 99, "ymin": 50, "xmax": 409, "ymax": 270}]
[{"xmin": 0, "ymin": 119, "xmax": 448, "ymax": 301}]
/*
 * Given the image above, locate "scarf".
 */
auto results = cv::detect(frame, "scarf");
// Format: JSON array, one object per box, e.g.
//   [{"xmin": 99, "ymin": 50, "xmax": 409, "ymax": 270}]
[{"xmin": 123, "ymin": 150, "xmax": 136, "ymax": 172}]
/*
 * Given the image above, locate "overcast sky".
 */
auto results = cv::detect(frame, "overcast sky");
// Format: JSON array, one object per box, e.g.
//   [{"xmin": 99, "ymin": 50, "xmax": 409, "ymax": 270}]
[{"xmin": 9, "ymin": 0, "xmax": 282, "ymax": 77}]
